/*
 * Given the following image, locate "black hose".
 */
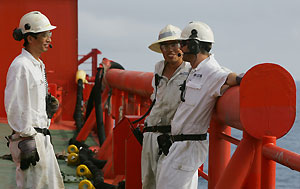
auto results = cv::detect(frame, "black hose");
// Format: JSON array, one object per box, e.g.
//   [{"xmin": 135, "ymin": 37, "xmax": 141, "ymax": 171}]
[
  {"xmin": 73, "ymin": 79, "xmax": 84, "ymax": 130},
  {"xmin": 78, "ymin": 148, "xmax": 114, "ymax": 189},
  {"xmin": 94, "ymin": 68, "xmax": 106, "ymax": 146}
]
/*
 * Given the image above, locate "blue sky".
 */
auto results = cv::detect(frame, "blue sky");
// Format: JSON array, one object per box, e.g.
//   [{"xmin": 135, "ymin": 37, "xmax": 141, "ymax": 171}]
[{"xmin": 78, "ymin": 0, "xmax": 300, "ymax": 81}]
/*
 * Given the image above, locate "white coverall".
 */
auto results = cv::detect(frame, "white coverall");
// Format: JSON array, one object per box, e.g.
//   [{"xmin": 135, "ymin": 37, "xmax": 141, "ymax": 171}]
[
  {"xmin": 156, "ymin": 55, "xmax": 231, "ymax": 189},
  {"xmin": 141, "ymin": 60, "xmax": 191, "ymax": 189},
  {"xmin": 5, "ymin": 49, "xmax": 64, "ymax": 189}
]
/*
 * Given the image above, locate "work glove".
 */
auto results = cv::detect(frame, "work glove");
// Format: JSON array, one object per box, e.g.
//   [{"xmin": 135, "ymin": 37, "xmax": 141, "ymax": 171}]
[
  {"xmin": 18, "ymin": 138, "xmax": 40, "ymax": 170},
  {"xmin": 46, "ymin": 94, "xmax": 59, "ymax": 119},
  {"xmin": 157, "ymin": 134, "xmax": 173, "ymax": 156},
  {"xmin": 236, "ymin": 73, "xmax": 245, "ymax": 85}
]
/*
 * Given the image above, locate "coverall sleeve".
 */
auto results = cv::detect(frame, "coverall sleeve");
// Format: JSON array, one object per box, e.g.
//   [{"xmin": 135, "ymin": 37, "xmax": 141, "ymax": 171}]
[
  {"xmin": 210, "ymin": 68, "xmax": 231, "ymax": 97},
  {"xmin": 5, "ymin": 64, "xmax": 37, "ymax": 137}
]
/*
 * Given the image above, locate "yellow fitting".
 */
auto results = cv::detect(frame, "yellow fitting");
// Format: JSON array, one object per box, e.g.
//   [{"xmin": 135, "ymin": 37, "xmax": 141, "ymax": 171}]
[
  {"xmin": 76, "ymin": 70, "xmax": 88, "ymax": 84},
  {"xmin": 67, "ymin": 144, "xmax": 79, "ymax": 154},
  {"xmin": 77, "ymin": 164, "xmax": 93, "ymax": 179},
  {"xmin": 67, "ymin": 153, "xmax": 79, "ymax": 166},
  {"xmin": 78, "ymin": 179, "xmax": 95, "ymax": 189}
]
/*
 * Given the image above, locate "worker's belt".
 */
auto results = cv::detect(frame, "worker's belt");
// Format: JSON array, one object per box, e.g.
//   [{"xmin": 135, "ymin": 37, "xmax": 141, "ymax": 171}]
[
  {"xmin": 171, "ymin": 133, "xmax": 207, "ymax": 142},
  {"xmin": 143, "ymin": 125, "xmax": 171, "ymax": 133},
  {"xmin": 34, "ymin": 127, "xmax": 51, "ymax": 136},
  {"xmin": 157, "ymin": 133, "xmax": 207, "ymax": 156},
  {"xmin": 7, "ymin": 128, "xmax": 51, "ymax": 147}
]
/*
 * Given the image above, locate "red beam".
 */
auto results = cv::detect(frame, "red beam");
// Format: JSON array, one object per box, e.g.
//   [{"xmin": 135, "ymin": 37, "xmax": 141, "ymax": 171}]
[
  {"xmin": 218, "ymin": 132, "xmax": 240, "ymax": 146},
  {"xmin": 78, "ymin": 48, "xmax": 101, "ymax": 65}
]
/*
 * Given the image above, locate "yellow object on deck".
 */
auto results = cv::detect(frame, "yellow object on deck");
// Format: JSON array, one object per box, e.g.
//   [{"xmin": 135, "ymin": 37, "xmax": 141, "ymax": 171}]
[
  {"xmin": 78, "ymin": 179, "xmax": 95, "ymax": 189},
  {"xmin": 68, "ymin": 144, "xmax": 79, "ymax": 154},
  {"xmin": 77, "ymin": 164, "xmax": 92, "ymax": 179}
]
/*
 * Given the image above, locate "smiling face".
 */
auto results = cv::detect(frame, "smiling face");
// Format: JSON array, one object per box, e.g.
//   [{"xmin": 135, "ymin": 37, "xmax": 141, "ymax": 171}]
[
  {"xmin": 34, "ymin": 31, "xmax": 52, "ymax": 53},
  {"xmin": 26, "ymin": 31, "xmax": 52, "ymax": 55},
  {"xmin": 160, "ymin": 40, "xmax": 183, "ymax": 65}
]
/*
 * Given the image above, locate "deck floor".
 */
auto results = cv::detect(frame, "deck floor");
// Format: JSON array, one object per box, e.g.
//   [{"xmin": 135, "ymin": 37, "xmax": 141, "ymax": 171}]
[{"xmin": 0, "ymin": 122, "xmax": 98, "ymax": 188}]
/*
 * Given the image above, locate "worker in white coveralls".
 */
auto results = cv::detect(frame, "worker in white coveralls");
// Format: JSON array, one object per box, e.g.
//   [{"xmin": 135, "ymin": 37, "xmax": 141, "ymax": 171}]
[
  {"xmin": 5, "ymin": 11, "xmax": 64, "ymax": 188},
  {"xmin": 156, "ymin": 21, "xmax": 241, "ymax": 189},
  {"xmin": 141, "ymin": 24, "xmax": 191, "ymax": 188}
]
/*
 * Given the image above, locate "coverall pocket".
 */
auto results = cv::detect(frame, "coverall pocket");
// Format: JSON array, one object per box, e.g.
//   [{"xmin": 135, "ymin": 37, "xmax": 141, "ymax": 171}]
[
  {"xmin": 171, "ymin": 160, "xmax": 196, "ymax": 172},
  {"xmin": 184, "ymin": 82, "xmax": 203, "ymax": 106}
]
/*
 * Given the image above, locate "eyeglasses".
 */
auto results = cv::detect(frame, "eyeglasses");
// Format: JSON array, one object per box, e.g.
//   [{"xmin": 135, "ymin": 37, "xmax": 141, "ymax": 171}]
[
  {"xmin": 160, "ymin": 42, "xmax": 180, "ymax": 51},
  {"xmin": 38, "ymin": 31, "xmax": 52, "ymax": 39}
]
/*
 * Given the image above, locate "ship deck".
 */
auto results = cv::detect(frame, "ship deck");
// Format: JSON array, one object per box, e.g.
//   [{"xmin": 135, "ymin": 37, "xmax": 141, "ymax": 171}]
[{"xmin": 0, "ymin": 120, "xmax": 97, "ymax": 188}]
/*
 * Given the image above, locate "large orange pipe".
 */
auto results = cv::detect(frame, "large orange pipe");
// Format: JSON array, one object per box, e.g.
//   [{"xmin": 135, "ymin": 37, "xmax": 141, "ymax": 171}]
[
  {"xmin": 209, "ymin": 63, "xmax": 297, "ymax": 188},
  {"xmin": 215, "ymin": 86, "xmax": 242, "ymax": 130},
  {"xmin": 105, "ymin": 69, "xmax": 153, "ymax": 98}
]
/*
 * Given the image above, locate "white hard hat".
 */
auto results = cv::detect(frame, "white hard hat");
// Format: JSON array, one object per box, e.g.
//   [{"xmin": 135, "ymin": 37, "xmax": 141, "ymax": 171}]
[
  {"xmin": 19, "ymin": 11, "xmax": 56, "ymax": 34},
  {"xmin": 180, "ymin": 21, "xmax": 214, "ymax": 43},
  {"xmin": 149, "ymin": 24, "xmax": 182, "ymax": 53}
]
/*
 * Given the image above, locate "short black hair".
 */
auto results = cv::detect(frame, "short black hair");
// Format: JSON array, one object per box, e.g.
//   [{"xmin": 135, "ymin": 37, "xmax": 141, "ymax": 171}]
[{"xmin": 199, "ymin": 41, "xmax": 212, "ymax": 55}]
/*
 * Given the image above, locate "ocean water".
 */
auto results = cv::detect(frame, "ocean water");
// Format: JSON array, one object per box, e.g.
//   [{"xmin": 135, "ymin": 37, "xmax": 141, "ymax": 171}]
[{"xmin": 198, "ymin": 81, "xmax": 300, "ymax": 189}]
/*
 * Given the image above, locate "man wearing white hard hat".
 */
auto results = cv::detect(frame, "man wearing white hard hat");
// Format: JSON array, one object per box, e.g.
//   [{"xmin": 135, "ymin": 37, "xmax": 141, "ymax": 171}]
[
  {"xmin": 156, "ymin": 21, "xmax": 241, "ymax": 188},
  {"xmin": 5, "ymin": 11, "xmax": 64, "ymax": 188},
  {"xmin": 141, "ymin": 24, "xmax": 191, "ymax": 189}
]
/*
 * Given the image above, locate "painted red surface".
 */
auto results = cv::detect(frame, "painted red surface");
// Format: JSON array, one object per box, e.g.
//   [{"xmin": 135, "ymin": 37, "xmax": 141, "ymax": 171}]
[{"xmin": 0, "ymin": 0, "xmax": 78, "ymax": 121}]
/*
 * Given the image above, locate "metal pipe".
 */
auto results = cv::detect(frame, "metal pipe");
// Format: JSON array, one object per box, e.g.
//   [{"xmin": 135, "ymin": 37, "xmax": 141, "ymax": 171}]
[
  {"xmin": 263, "ymin": 142, "xmax": 300, "ymax": 172},
  {"xmin": 215, "ymin": 86, "xmax": 242, "ymax": 130},
  {"xmin": 215, "ymin": 132, "xmax": 256, "ymax": 189},
  {"xmin": 261, "ymin": 136, "xmax": 276, "ymax": 189},
  {"xmin": 105, "ymin": 69, "xmax": 153, "ymax": 98}
]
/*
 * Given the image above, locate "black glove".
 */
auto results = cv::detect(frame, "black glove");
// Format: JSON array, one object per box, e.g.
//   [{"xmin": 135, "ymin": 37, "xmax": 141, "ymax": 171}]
[
  {"xmin": 18, "ymin": 138, "xmax": 40, "ymax": 170},
  {"xmin": 236, "ymin": 73, "xmax": 245, "ymax": 85},
  {"xmin": 157, "ymin": 134, "xmax": 173, "ymax": 156},
  {"xmin": 46, "ymin": 94, "xmax": 59, "ymax": 119}
]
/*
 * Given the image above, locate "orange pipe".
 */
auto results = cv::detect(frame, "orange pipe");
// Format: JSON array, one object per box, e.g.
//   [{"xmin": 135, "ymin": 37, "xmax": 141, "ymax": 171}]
[
  {"xmin": 261, "ymin": 136, "xmax": 276, "ymax": 189},
  {"xmin": 263, "ymin": 142, "xmax": 300, "ymax": 172},
  {"xmin": 215, "ymin": 132, "xmax": 256, "ymax": 189},
  {"xmin": 208, "ymin": 117, "xmax": 231, "ymax": 188},
  {"xmin": 215, "ymin": 86, "xmax": 242, "ymax": 130},
  {"xmin": 105, "ymin": 69, "xmax": 153, "ymax": 98},
  {"xmin": 198, "ymin": 166, "xmax": 208, "ymax": 181}
]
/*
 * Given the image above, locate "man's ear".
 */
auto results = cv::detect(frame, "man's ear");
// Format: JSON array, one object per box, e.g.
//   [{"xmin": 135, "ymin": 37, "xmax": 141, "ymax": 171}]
[{"xmin": 27, "ymin": 35, "xmax": 34, "ymax": 44}]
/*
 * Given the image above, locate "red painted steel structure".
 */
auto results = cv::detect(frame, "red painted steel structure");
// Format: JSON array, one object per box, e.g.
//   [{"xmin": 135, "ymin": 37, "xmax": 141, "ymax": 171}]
[
  {"xmin": 76, "ymin": 62, "xmax": 300, "ymax": 188},
  {"xmin": 2, "ymin": 2, "xmax": 300, "ymax": 188},
  {"xmin": 0, "ymin": 0, "xmax": 78, "ymax": 121}
]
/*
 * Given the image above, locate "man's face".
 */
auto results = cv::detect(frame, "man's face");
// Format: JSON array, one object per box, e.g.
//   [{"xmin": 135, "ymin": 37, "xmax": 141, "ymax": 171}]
[
  {"xmin": 180, "ymin": 40, "xmax": 195, "ymax": 63},
  {"xmin": 31, "ymin": 31, "xmax": 52, "ymax": 53},
  {"xmin": 160, "ymin": 40, "xmax": 183, "ymax": 64}
]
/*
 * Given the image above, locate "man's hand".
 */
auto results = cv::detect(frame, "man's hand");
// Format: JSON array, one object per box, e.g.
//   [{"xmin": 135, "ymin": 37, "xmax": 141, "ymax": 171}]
[
  {"xmin": 236, "ymin": 73, "xmax": 245, "ymax": 85},
  {"xmin": 18, "ymin": 138, "xmax": 40, "ymax": 170},
  {"xmin": 46, "ymin": 94, "xmax": 59, "ymax": 119}
]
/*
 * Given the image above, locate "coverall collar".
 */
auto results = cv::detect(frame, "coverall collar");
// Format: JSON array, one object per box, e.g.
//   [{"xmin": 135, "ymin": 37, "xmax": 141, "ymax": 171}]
[{"xmin": 21, "ymin": 48, "xmax": 43, "ymax": 66}]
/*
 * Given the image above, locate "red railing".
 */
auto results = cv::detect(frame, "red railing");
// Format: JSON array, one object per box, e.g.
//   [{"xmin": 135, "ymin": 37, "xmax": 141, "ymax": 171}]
[{"xmin": 76, "ymin": 49, "xmax": 300, "ymax": 188}]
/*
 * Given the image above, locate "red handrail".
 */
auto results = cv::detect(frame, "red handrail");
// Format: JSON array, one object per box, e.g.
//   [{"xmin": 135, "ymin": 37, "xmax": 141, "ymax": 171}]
[{"xmin": 76, "ymin": 51, "xmax": 300, "ymax": 188}]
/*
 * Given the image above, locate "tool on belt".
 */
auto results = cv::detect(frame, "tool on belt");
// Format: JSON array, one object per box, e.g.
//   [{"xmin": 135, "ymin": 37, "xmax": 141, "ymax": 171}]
[{"xmin": 157, "ymin": 133, "xmax": 207, "ymax": 156}]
